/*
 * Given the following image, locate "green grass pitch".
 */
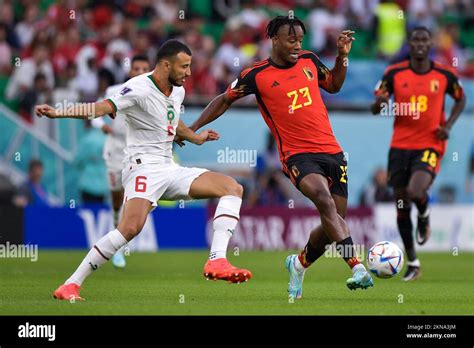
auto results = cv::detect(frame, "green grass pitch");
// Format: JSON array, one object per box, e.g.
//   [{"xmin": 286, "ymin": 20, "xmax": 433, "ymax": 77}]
[{"xmin": 0, "ymin": 250, "xmax": 472, "ymax": 315}]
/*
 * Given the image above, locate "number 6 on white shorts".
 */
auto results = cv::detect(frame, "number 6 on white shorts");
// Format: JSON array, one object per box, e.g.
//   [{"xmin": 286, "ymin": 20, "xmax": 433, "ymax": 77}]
[{"xmin": 135, "ymin": 176, "xmax": 147, "ymax": 192}]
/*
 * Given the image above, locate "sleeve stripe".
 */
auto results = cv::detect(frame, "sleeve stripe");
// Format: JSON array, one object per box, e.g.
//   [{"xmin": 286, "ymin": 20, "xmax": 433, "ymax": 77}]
[
  {"xmin": 104, "ymin": 99, "xmax": 117, "ymax": 119},
  {"xmin": 106, "ymin": 98, "xmax": 118, "ymax": 112}
]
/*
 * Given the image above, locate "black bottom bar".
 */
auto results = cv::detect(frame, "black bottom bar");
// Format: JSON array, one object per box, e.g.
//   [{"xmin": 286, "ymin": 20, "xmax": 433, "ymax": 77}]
[{"xmin": 0, "ymin": 315, "xmax": 472, "ymax": 346}]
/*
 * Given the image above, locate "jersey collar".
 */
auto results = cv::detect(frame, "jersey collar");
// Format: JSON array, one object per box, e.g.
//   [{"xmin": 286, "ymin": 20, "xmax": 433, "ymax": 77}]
[
  {"xmin": 268, "ymin": 57, "xmax": 297, "ymax": 69},
  {"xmin": 409, "ymin": 60, "xmax": 434, "ymax": 75},
  {"xmin": 147, "ymin": 74, "xmax": 173, "ymax": 97}
]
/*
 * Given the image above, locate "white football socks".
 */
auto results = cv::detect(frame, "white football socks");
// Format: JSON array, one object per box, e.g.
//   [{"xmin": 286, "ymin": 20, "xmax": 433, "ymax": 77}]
[
  {"xmin": 209, "ymin": 195, "xmax": 242, "ymax": 260},
  {"xmin": 351, "ymin": 263, "xmax": 366, "ymax": 275},
  {"xmin": 112, "ymin": 206, "xmax": 126, "ymax": 257},
  {"xmin": 65, "ymin": 229, "xmax": 128, "ymax": 286},
  {"xmin": 408, "ymin": 259, "xmax": 421, "ymax": 267}
]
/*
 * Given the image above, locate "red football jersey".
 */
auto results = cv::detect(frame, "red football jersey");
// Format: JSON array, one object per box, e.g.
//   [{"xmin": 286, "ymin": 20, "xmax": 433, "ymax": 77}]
[
  {"xmin": 374, "ymin": 60, "xmax": 464, "ymax": 155},
  {"xmin": 226, "ymin": 50, "xmax": 342, "ymax": 169}
]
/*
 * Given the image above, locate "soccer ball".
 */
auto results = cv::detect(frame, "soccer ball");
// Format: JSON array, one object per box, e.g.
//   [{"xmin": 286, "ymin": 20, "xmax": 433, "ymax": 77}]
[{"xmin": 367, "ymin": 241, "xmax": 404, "ymax": 278}]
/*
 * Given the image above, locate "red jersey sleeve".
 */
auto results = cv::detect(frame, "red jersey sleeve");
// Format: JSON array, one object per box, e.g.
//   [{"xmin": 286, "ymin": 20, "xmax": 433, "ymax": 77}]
[
  {"xmin": 374, "ymin": 67, "xmax": 395, "ymax": 98},
  {"xmin": 305, "ymin": 52, "xmax": 334, "ymax": 92},
  {"xmin": 445, "ymin": 69, "xmax": 464, "ymax": 101},
  {"xmin": 226, "ymin": 67, "xmax": 258, "ymax": 102}
]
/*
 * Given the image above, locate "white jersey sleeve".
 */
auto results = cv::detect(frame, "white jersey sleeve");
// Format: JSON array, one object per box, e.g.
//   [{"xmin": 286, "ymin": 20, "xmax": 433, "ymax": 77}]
[{"xmin": 107, "ymin": 82, "xmax": 141, "ymax": 115}]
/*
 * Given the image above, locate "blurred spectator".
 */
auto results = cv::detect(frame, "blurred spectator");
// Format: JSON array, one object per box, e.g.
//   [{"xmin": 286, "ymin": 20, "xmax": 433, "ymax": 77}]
[
  {"xmin": 52, "ymin": 63, "xmax": 81, "ymax": 119},
  {"xmin": 308, "ymin": 0, "xmax": 347, "ymax": 55},
  {"xmin": 21, "ymin": 29, "xmax": 54, "ymax": 59},
  {"xmin": 0, "ymin": 1, "xmax": 20, "ymax": 49},
  {"xmin": 213, "ymin": 24, "xmax": 253, "ymax": 88},
  {"xmin": 14, "ymin": 4, "xmax": 40, "ymax": 48},
  {"xmin": 131, "ymin": 30, "xmax": 155, "ymax": 61},
  {"xmin": 46, "ymin": 1, "xmax": 81, "ymax": 31},
  {"xmin": 74, "ymin": 44, "xmax": 100, "ymax": 100},
  {"xmin": 0, "ymin": 23, "xmax": 12, "ymax": 74},
  {"xmin": 180, "ymin": 27, "xmax": 217, "ymax": 98},
  {"xmin": 345, "ymin": 0, "xmax": 379, "ymax": 30},
  {"xmin": 247, "ymin": 133, "xmax": 292, "ymax": 206},
  {"xmin": 154, "ymin": 0, "xmax": 180, "ymax": 25},
  {"xmin": 465, "ymin": 141, "xmax": 474, "ymax": 194},
  {"xmin": 433, "ymin": 24, "xmax": 467, "ymax": 71},
  {"xmin": 18, "ymin": 72, "xmax": 52, "ymax": 124},
  {"xmin": 103, "ymin": 39, "xmax": 132, "ymax": 84},
  {"xmin": 359, "ymin": 168, "xmax": 393, "ymax": 206},
  {"xmin": 5, "ymin": 44, "xmax": 54, "ymax": 101},
  {"xmin": 0, "ymin": 172, "xmax": 16, "ymax": 206},
  {"xmin": 374, "ymin": 0, "xmax": 406, "ymax": 59},
  {"xmin": 437, "ymin": 185, "xmax": 456, "ymax": 203},
  {"xmin": 406, "ymin": 0, "xmax": 443, "ymax": 32},
  {"xmin": 75, "ymin": 122, "xmax": 108, "ymax": 204},
  {"xmin": 97, "ymin": 68, "xmax": 116, "ymax": 98},
  {"xmin": 234, "ymin": 1, "xmax": 268, "ymax": 31},
  {"xmin": 52, "ymin": 27, "xmax": 82, "ymax": 76},
  {"xmin": 14, "ymin": 159, "xmax": 50, "ymax": 207},
  {"xmin": 250, "ymin": 170, "xmax": 290, "ymax": 206}
]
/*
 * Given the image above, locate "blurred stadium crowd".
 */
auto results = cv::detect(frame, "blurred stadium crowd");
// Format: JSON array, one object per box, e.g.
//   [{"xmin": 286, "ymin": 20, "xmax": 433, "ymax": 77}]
[
  {"xmin": 1, "ymin": 0, "xmax": 473, "ymax": 111},
  {"xmin": 0, "ymin": 0, "xmax": 473, "ymax": 207}
]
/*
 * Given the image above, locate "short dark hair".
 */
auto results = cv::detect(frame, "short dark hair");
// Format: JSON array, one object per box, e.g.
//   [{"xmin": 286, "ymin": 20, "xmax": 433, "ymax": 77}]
[
  {"xmin": 266, "ymin": 15, "xmax": 306, "ymax": 39},
  {"xmin": 410, "ymin": 26, "xmax": 432, "ymax": 39},
  {"xmin": 131, "ymin": 55, "xmax": 149, "ymax": 65},
  {"xmin": 156, "ymin": 40, "xmax": 192, "ymax": 63},
  {"xmin": 34, "ymin": 73, "xmax": 46, "ymax": 83},
  {"xmin": 98, "ymin": 68, "xmax": 115, "ymax": 86},
  {"xmin": 28, "ymin": 159, "xmax": 43, "ymax": 172}
]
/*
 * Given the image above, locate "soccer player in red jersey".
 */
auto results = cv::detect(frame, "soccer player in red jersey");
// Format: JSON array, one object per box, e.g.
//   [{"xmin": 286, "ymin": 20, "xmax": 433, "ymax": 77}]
[
  {"xmin": 188, "ymin": 16, "xmax": 374, "ymax": 297},
  {"xmin": 371, "ymin": 27, "xmax": 466, "ymax": 281}
]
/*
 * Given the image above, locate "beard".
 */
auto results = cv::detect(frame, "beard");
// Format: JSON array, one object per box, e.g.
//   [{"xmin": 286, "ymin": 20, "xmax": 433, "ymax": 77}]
[{"xmin": 168, "ymin": 73, "xmax": 183, "ymax": 86}]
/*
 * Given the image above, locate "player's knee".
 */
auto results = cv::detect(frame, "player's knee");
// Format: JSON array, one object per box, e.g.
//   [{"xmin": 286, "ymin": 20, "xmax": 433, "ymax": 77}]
[
  {"xmin": 407, "ymin": 186, "xmax": 424, "ymax": 202},
  {"xmin": 119, "ymin": 221, "xmax": 144, "ymax": 239},
  {"xmin": 223, "ymin": 180, "xmax": 243, "ymax": 198},
  {"xmin": 310, "ymin": 189, "xmax": 335, "ymax": 213}
]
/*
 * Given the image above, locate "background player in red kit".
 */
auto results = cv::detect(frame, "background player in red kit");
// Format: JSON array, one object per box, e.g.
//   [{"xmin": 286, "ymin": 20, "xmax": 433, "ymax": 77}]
[
  {"xmin": 371, "ymin": 27, "xmax": 466, "ymax": 281},
  {"xmin": 187, "ymin": 16, "xmax": 374, "ymax": 298}
]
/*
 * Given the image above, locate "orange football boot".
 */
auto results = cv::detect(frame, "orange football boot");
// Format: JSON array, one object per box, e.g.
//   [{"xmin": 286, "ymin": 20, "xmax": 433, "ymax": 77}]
[
  {"xmin": 53, "ymin": 283, "xmax": 85, "ymax": 301},
  {"xmin": 203, "ymin": 258, "xmax": 252, "ymax": 283}
]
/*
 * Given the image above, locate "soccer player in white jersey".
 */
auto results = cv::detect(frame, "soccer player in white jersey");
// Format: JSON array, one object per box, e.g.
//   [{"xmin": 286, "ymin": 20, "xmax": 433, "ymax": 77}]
[
  {"xmin": 35, "ymin": 40, "xmax": 252, "ymax": 301},
  {"xmin": 91, "ymin": 55, "xmax": 151, "ymax": 268}
]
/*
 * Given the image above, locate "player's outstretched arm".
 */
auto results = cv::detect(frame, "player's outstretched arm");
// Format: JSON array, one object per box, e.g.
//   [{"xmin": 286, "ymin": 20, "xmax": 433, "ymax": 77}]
[
  {"xmin": 176, "ymin": 120, "xmax": 220, "ymax": 145},
  {"xmin": 436, "ymin": 94, "xmax": 466, "ymax": 140},
  {"xmin": 34, "ymin": 101, "xmax": 114, "ymax": 120},
  {"xmin": 190, "ymin": 93, "xmax": 233, "ymax": 132},
  {"xmin": 326, "ymin": 30, "xmax": 355, "ymax": 93}
]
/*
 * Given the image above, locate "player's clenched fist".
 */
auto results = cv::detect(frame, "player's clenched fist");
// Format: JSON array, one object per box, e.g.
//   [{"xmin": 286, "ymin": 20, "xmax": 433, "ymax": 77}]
[{"xmin": 35, "ymin": 104, "xmax": 57, "ymax": 118}]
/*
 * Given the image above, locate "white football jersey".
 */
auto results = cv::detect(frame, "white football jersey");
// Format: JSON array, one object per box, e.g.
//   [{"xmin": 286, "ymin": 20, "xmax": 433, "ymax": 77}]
[{"xmin": 107, "ymin": 72, "xmax": 185, "ymax": 164}]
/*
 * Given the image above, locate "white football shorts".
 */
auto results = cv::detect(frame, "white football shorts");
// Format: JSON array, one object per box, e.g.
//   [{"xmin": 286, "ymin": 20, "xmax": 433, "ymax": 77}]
[{"xmin": 122, "ymin": 162, "xmax": 208, "ymax": 207}]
